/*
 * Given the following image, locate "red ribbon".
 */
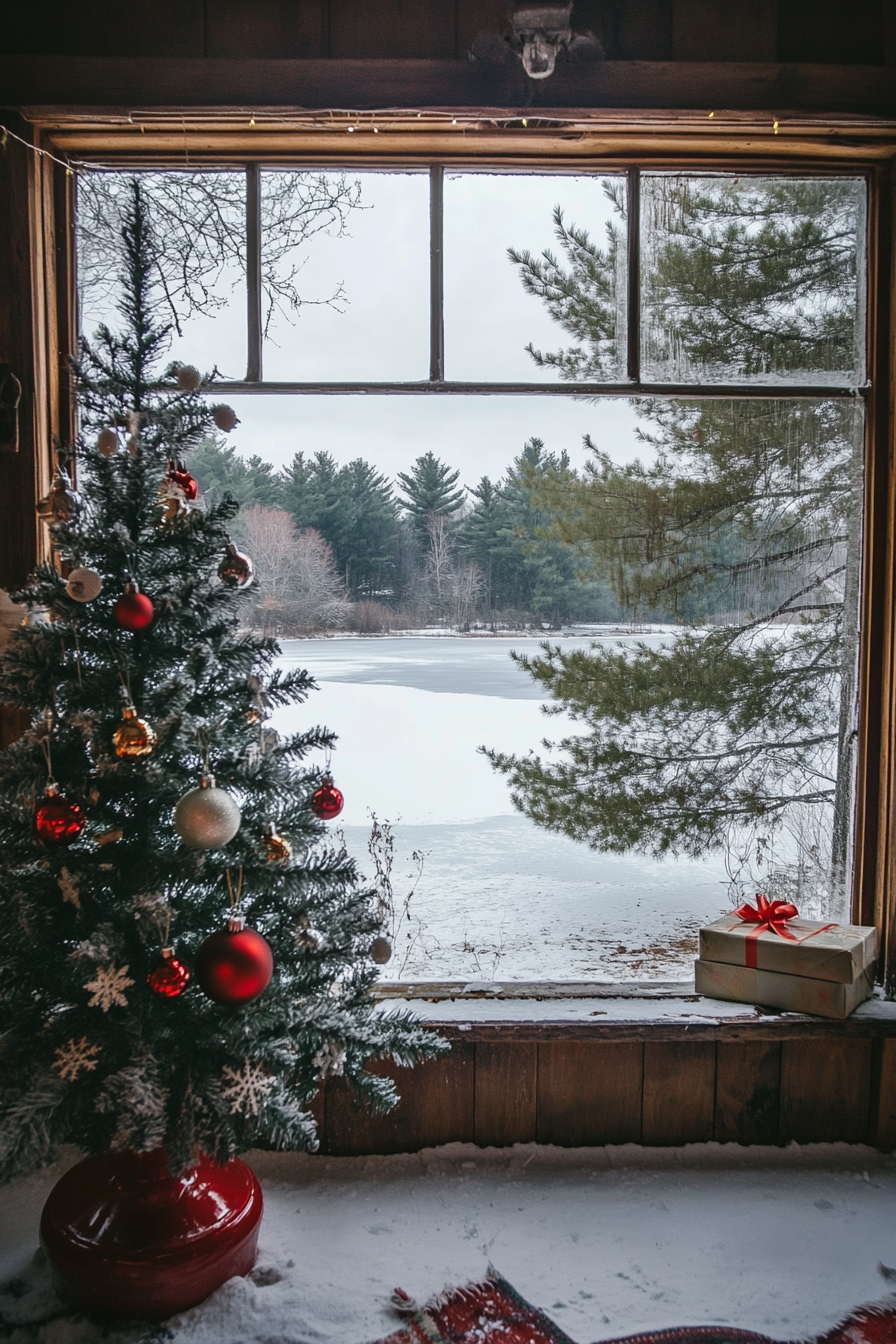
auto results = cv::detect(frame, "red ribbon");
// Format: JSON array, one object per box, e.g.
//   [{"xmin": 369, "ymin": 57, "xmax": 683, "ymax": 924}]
[{"xmin": 732, "ymin": 892, "xmax": 801, "ymax": 968}]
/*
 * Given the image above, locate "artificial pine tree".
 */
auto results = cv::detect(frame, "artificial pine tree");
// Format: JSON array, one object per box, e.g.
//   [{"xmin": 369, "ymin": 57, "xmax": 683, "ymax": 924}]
[{"xmin": 0, "ymin": 181, "xmax": 442, "ymax": 1183}]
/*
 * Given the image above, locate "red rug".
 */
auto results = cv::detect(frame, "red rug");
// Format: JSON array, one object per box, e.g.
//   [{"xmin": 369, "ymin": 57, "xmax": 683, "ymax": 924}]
[{"xmin": 372, "ymin": 1270, "xmax": 896, "ymax": 1344}]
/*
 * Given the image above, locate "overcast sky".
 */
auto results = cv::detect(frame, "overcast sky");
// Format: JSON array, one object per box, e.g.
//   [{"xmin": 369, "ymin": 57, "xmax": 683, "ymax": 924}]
[{"xmin": 82, "ymin": 170, "xmax": 645, "ymax": 484}]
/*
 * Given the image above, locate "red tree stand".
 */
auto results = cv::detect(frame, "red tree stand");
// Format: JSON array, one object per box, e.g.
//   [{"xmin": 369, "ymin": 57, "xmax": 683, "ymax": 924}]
[{"xmin": 40, "ymin": 1148, "xmax": 263, "ymax": 1319}]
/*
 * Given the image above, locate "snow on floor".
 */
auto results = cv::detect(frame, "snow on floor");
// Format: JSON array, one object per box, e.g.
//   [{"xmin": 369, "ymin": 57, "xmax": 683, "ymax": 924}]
[
  {"xmin": 273, "ymin": 637, "xmax": 742, "ymax": 982},
  {"xmin": 2, "ymin": 1143, "xmax": 895, "ymax": 1344}
]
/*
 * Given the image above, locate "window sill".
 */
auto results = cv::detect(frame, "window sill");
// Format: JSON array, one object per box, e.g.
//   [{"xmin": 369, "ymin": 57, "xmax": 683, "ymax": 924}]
[{"xmin": 373, "ymin": 981, "xmax": 896, "ymax": 1039}]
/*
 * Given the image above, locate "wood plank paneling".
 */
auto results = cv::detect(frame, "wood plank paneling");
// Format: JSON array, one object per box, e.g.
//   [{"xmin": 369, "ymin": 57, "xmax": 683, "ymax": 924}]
[
  {"xmin": 537, "ymin": 1042, "xmax": 642, "ymax": 1145},
  {"xmin": 474, "ymin": 1043, "xmax": 537, "ymax": 1146},
  {"xmin": 715, "ymin": 1042, "xmax": 781, "ymax": 1145},
  {"xmin": 780, "ymin": 1040, "xmax": 873, "ymax": 1143},
  {"xmin": 613, "ymin": 0, "xmax": 674, "ymax": 60},
  {"xmin": 456, "ymin": 0, "xmax": 509, "ymax": 58},
  {"xmin": 642, "ymin": 1042, "xmax": 715, "ymax": 1145},
  {"xmin": 673, "ymin": 0, "xmax": 777, "ymax": 61},
  {"xmin": 778, "ymin": 0, "xmax": 885, "ymax": 65},
  {"xmin": 97, "ymin": 0, "xmax": 205, "ymax": 58},
  {"xmin": 568, "ymin": 1, "xmax": 620, "ymax": 58},
  {"xmin": 329, "ymin": 0, "xmax": 457, "ymax": 60},
  {"xmin": 323, "ymin": 1043, "xmax": 474, "ymax": 1155},
  {"xmin": 206, "ymin": 0, "xmax": 328, "ymax": 59},
  {"xmin": 5, "ymin": 0, "xmax": 104, "ymax": 56},
  {"xmin": 871, "ymin": 1039, "xmax": 896, "ymax": 1150},
  {"xmin": 0, "ymin": 120, "xmax": 46, "ymax": 593}
]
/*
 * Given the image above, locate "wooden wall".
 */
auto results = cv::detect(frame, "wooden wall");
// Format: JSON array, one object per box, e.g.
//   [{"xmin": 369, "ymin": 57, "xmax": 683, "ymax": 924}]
[
  {"xmin": 315, "ymin": 1026, "xmax": 896, "ymax": 1155},
  {"xmin": 2, "ymin": 0, "xmax": 896, "ymax": 1155},
  {"xmin": 4, "ymin": 0, "xmax": 896, "ymax": 66}
]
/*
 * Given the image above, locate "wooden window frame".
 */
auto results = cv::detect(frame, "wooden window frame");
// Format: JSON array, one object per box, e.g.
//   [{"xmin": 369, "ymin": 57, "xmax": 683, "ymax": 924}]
[{"xmin": 6, "ymin": 110, "xmax": 896, "ymax": 989}]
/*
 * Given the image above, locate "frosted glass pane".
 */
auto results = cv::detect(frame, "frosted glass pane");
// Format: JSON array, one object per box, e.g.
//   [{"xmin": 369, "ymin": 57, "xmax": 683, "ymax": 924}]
[
  {"xmin": 640, "ymin": 175, "xmax": 866, "ymax": 386},
  {"xmin": 444, "ymin": 172, "xmax": 627, "ymax": 382},
  {"xmin": 77, "ymin": 171, "xmax": 248, "ymax": 382},
  {"xmin": 261, "ymin": 171, "xmax": 429, "ymax": 382}
]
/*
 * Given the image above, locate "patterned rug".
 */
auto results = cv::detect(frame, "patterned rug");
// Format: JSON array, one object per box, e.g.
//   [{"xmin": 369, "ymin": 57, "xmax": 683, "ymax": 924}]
[{"xmin": 371, "ymin": 1270, "xmax": 896, "ymax": 1344}]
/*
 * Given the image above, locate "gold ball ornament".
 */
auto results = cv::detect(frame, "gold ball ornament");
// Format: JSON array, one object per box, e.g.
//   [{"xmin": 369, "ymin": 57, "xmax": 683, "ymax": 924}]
[
  {"xmin": 96, "ymin": 428, "xmax": 119, "ymax": 457},
  {"xmin": 112, "ymin": 706, "xmax": 157, "ymax": 759},
  {"xmin": 212, "ymin": 405, "xmax": 239, "ymax": 432},
  {"xmin": 262, "ymin": 829, "xmax": 292, "ymax": 864},
  {"xmin": 174, "ymin": 774, "xmax": 242, "ymax": 849},
  {"xmin": 157, "ymin": 477, "xmax": 186, "ymax": 523},
  {"xmin": 65, "ymin": 568, "xmax": 103, "ymax": 602},
  {"xmin": 176, "ymin": 364, "xmax": 202, "ymax": 392}
]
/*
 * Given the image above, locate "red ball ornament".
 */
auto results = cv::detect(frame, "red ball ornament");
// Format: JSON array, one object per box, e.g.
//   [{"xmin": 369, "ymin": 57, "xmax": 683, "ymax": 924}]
[
  {"xmin": 35, "ymin": 785, "xmax": 84, "ymax": 845},
  {"xmin": 113, "ymin": 583, "xmax": 154, "ymax": 632},
  {"xmin": 146, "ymin": 948, "xmax": 190, "ymax": 999},
  {"xmin": 195, "ymin": 917, "xmax": 273, "ymax": 1005},
  {"xmin": 167, "ymin": 460, "xmax": 199, "ymax": 502},
  {"xmin": 311, "ymin": 776, "xmax": 343, "ymax": 821}
]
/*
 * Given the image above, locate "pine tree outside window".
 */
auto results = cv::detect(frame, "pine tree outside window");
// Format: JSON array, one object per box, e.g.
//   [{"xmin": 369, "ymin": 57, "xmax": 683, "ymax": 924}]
[{"xmin": 59, "ymin": 136, "xmax": 882, "ymax": 991}]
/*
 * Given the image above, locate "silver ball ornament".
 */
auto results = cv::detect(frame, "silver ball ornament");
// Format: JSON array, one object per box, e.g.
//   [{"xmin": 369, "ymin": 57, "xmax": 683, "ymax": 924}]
[
  {"xmin": 370, "ymin": 935, "xmax": 392, "ymax": 965},
  {"xmin": 174, "ymin": 775, "xmax": 241, "ymax": 849},
  {"xmin": 65, "ymin": 567, "xmax": 103, "ymax": 602}
]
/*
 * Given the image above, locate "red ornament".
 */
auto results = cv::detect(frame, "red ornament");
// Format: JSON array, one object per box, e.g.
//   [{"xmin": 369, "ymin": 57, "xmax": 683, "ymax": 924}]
[
  {"xmin": 40, "ymin": 1148, "xmax": 262, "ymax": 1320},
  {"xmin": 167, "ymin": 460, "xmax": 199, "ymax": 502},
  {"xmin": 35, "ymin": 786, "xmax": 84, "ymax": 845},
  {"xmin": 195, "ymin": 917, "xmax": 273, "ymax": 1005},
  {"xmin": 311, "ymin": 776, "xmax": 343, "ymax": 821},
  {"xmin": 147, "ymin": 948, "xmax": 190, "ymax": 998},
  {"xmin": 113, "ymin": 583, "xmax": 154, "ymax": 632}
]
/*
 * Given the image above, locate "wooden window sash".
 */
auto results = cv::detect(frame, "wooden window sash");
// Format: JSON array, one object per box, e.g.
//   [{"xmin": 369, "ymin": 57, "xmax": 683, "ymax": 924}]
[{"xmin": 23, "ymin": 119, "xmax": 896, "ymax": 987}]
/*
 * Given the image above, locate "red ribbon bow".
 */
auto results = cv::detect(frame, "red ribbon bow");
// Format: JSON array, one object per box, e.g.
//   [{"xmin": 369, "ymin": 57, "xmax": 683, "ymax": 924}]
[{"xmin": 732, "ymin": 892, "xmax": 800, "ymax": 967}]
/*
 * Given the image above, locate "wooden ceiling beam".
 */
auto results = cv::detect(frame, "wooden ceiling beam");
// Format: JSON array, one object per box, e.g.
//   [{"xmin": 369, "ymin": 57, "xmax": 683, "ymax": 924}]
[{"xmin": 3, "ymin": 55, "xmax": 896, "ymax": 117}]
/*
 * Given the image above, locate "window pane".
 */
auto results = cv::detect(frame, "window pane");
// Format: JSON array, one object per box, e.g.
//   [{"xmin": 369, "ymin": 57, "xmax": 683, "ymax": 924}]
[
  {"xmin": 444, "ymin": 172, "xmax": 628, "ymax": 383},
  {"xmin": 640, "ymin": 175, "xmax": 866, "ymax": 386},
  {"xmin": 183, "ymin": 391, "xmax": 861, "ymax": 982},
  {"xmin": 77, "ymin": 171, "xmax": 248, "ymax": 381},
  {"xmin": 260, "ymin": 170, "xmax": 429, "ymax": 381}
]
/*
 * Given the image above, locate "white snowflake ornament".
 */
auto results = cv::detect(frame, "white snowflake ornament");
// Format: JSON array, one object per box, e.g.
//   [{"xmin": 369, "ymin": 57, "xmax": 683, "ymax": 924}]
[
  {"xmin": 53, "ymin": 1036, "xmax": 100, "ymax": 1081},
  {"xmin": 313, "ymin": 1042, "xmax": 346, "ymax": 1079},
  {"xmin": 221, "ymin": 1059, "xmax": 274, "ymax": 1116},
  {"xmin": 85, "ymin": 963, "xmax": 135, "ymax": 1012}
]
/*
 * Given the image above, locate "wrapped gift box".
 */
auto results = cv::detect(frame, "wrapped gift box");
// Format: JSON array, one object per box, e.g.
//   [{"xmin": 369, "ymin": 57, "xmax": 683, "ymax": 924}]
[
  {"xmin": 695, "ymin": 957, "xmax": 875, "ymax": 1020},
  {"xmin": 699, "ymin": 913, "xmax": 876, "ymax": 983}
]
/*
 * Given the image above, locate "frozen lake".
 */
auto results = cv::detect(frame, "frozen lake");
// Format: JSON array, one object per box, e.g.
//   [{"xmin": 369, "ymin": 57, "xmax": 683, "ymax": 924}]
[{"xmin": 274, "ymin": 636, "xmax": 733, "ymax": 982}]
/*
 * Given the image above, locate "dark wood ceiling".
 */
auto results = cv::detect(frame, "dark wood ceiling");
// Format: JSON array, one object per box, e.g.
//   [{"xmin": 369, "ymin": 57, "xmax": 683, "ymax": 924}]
[{"xmin": 4, "ymin": 0, "xmax": 893, "ymax": 65}]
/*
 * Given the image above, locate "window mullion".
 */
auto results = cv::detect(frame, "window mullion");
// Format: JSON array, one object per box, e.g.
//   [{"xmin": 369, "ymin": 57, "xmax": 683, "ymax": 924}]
[
  {"xmin": 627, "ymin": 166, "xmax": 641, "ymax": 386},
  {"xmin": 246, "ymin": 163, "xmax": 263, "ymax": 383},
  {"xmin": 430, "ymin": 163, "xmax": 444, "ymax": 384}
]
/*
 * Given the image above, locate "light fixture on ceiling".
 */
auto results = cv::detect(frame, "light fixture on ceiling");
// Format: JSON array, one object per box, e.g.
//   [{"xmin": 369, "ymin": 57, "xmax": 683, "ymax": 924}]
[
  {"xmin": 509, "ymin": 3, "xmax": 573, "ymax": 79},
  {"xmin": 470, "ymin": 4, "xmax": 602, "ymax": 82}
]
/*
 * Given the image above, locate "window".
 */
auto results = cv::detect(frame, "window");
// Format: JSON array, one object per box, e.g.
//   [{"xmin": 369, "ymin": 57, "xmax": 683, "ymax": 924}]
[{"xmin": 74, "ymin": 145, "xmax": 875, "ymax": 986}]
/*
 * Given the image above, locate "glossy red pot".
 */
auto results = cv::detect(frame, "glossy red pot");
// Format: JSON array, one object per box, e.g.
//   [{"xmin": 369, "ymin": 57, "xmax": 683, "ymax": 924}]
[{"xmin": 40, "ymin": 1148, "xmax": 262, "ymax": 1320}]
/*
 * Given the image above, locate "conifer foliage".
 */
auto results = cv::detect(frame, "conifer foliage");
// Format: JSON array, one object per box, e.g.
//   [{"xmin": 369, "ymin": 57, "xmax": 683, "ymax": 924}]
[{"xmin": 0, "ymin": 182, "xmax": 441, "ymax": 1183}]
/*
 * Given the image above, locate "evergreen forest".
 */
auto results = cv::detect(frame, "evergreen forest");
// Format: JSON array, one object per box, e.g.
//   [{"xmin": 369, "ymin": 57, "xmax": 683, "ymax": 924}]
[{"xmin": 188, "ymin": 435, "xmax": 672, "ymax": 633}]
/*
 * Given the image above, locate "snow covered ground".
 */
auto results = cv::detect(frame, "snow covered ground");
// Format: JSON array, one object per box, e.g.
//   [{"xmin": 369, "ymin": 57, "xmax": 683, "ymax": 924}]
[
  {"xmin": 2, "ymin": 1143, "xmax": 895, "ymax": 1343},
  {"xmin": 273, "ymin": 637, "xmax": 739, "ymax": 982}
]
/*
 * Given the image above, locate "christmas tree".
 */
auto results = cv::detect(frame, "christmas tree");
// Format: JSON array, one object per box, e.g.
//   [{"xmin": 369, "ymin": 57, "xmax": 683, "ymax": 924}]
[{"xmin": 0, "ymin": 181, "xmax": 442, "ymax": 1182}]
